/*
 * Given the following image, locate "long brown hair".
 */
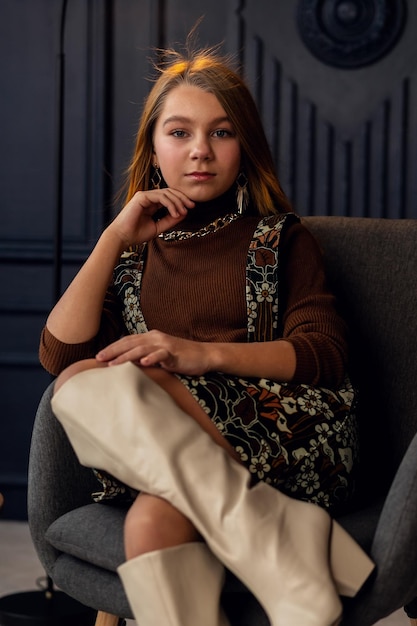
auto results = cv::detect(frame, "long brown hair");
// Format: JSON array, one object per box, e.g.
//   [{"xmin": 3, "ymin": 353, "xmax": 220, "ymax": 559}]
[{"xmin": 124, "ymin": 46, "xmax": 291, "ymax": 216}]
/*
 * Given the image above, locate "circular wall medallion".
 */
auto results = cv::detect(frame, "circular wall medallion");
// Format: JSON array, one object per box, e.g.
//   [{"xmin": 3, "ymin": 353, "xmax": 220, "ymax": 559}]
[{"xmin": 296, "ymin": 0, "xmax": 406, "ymax": 69}]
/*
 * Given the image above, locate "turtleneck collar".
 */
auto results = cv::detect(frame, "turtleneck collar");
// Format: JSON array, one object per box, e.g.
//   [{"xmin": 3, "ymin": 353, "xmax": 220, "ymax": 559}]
[{"xmin": 178, "ymin": 185, "xmax": 239, "ymax": 232}]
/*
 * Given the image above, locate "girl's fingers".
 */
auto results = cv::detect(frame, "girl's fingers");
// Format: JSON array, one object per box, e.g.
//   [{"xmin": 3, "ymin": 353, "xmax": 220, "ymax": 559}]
[
  {"xmin": 138, "ymin": 188, "xmax": 195, "ymax": 217},
  {"xmin": 96, "ymin": 335, "xmax": 169, "ymax": 365},
  {"xmin": 139, "ymin": 349, "xmax": 171, "ymax": 367},
  {"xmin": 110, "ymin": 187, "xmax": 195, "ymax": 246}
]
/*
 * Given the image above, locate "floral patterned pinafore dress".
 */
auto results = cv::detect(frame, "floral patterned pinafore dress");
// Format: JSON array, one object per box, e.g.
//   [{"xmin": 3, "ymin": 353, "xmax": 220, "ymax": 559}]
[{"xmin": 93, "ymin": 213, "xmax": 359, "ymax": 514}]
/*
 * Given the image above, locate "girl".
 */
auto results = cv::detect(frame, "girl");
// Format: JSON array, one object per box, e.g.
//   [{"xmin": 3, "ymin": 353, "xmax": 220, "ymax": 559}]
[{"xmin": 41, "ymin": 45, "xmax": 374, "ymax": 626}]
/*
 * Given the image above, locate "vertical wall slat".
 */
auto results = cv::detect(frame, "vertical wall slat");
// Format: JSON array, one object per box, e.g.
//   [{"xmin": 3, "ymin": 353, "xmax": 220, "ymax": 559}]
[
  {"xmin": 388, "ymin": 78, "xmax": 409, "ymax": 219},
  {"xmin": 315, "ymin": 120, "xmax": 335, "ymax": 216},
  {"xmin": 278, "ymin": 76, "xmax": 299, "ymax": 205},
  {"xmin": 406, "ymin": 76, "xmax": 417, "ymax": 219},
  {"xmin": 296, "ymin": 100, "xmax": 317, "ymax": 215}
]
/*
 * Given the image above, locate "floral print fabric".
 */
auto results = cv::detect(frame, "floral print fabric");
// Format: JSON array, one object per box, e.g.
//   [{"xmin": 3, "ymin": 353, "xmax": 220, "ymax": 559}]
[
  {"xmin": 92, "ymin": 213, "xmax": 359, "ymax": 513},
  {"xmin": 177, "ymin": 372, "xmax": 358, "ymax": 512}
]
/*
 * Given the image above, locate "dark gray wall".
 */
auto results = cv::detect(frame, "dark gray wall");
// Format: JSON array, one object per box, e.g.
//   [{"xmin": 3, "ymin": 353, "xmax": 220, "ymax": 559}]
[{"xmin": 1, "ymin": 0, "xmax": 416, "ymax": 519}]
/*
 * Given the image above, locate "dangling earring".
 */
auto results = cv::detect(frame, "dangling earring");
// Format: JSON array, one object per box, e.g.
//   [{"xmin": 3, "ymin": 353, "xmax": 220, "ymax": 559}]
[
  {"xmin": 151, "ymin": 164, "xmax": 162, "ymax": 189},
  {"xmin": 236, "ymin": 172, "xmax": 249, "ymax": 215}
]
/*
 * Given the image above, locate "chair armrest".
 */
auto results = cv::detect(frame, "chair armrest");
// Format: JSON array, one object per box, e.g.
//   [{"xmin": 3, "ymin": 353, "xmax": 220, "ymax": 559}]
[
  {"xmin": 342, "ymin": 431, "xmax": 417, "ymax": 625},
  {"xmin": 27, "ymin": 382, "xmax": 99, "ymax": 575}
]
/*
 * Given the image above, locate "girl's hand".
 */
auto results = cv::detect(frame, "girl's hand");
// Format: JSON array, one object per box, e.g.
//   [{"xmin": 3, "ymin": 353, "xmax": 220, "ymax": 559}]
[
  {"xmin": 96, "ymin": 331, "xmax": 212, "ymax": 376},
  {"xmin": 109, "ymin": 188, "xmax": 195, "ymax": 248}
]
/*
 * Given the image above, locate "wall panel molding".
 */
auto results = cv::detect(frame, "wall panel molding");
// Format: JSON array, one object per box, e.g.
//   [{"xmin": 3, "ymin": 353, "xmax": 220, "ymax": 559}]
[{"xmin": 241, "ymin": 0, "xmax": 417, "ymax": 218}]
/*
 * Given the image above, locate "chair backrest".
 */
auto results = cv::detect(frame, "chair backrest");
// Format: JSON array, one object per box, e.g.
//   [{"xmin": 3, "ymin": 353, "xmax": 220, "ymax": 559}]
[
  {"xmin": 28, "ymin": 383, "xmax": 100, "ymax": 573},
  {"xmin": 304, "ymin": 217, "xmax": 417, "ymax": 500}
]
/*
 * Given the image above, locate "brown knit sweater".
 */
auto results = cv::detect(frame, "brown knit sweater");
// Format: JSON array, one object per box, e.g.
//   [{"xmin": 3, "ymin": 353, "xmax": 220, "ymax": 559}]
[{"xmin": 39, "ymin": 210, "xmax": 348, "ymax": 386}]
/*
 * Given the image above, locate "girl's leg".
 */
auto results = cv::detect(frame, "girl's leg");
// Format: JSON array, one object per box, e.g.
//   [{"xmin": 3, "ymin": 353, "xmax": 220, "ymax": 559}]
[
  {"xmin": 54, "ymin": 357, "xmax": 240, "ymax": 555},
  {"xmin": 121, "ymin": 493, "xmax": 230, "ymax": 626},
  {"xmin": 124, "ymin": 492, "xmax": 199, "ymax": 559},
  {"xmin": 54, "ymin": 359, "xmax": 231, "ymax": 626},
  {"xmin": 52, "ymin": 361, "xmax": 374, "ymax": 626},
  {"xmin": 54, "ymin": 358, "xmax": 240, "ymax": 463}
]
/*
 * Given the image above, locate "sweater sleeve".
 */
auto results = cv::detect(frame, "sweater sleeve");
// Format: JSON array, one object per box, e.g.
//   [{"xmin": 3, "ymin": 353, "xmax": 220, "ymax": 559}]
[
  {"xmin": 38, "ymin": 286, "xmax": 126, "ymax": 376},
  {"xmin": 279, "ymin": 222, "xmax": 349, "ymax": 387}
]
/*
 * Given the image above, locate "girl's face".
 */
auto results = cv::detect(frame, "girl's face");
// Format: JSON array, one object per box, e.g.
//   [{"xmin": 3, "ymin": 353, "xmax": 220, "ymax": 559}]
[{"xmin": 153, "ymin": 84, "xmax": 241, "ymax": 203}]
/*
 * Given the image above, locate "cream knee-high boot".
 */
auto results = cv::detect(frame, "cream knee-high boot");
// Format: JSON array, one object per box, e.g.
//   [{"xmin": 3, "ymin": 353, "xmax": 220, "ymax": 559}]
[
  {"xmin": 117, "ymin": 542, "xmax": 230, "ymax": 626},
  {"xmin": 52, "ymin": 362, "xmax": 374, "ymax": 626}
]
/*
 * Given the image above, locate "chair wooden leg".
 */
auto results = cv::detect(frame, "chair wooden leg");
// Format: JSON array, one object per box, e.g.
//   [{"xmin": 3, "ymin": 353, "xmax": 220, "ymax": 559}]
[
  {"xmin": 409, "ymin": 620, "xmax": 417, "ymax": 626},
  {"xmin": 95, "ymin": 612, "xmax": 121, "ymax": 626}
]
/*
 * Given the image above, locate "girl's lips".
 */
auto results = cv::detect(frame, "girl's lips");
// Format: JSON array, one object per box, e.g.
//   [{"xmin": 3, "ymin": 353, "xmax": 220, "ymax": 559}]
[{"xmin": 187, "ymin": 172, "xmax": 216, "ymax": 181}]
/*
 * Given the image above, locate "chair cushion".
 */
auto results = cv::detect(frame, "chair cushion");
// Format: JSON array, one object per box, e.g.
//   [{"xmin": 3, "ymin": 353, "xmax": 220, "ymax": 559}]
[
  {"xmin": 46, "ymin": 500, "xmax": 255, "ymax": 600},
  {"xmin": 45, "ymin": 503, "xmax": 127, "ymax": 572},
  {"xmin": 51, "ymin": 553, "xmax": 134, "ymax": 618},
  {"xmin": 46, "ymin": 497, "xmax": 382, "ymax": 578}
]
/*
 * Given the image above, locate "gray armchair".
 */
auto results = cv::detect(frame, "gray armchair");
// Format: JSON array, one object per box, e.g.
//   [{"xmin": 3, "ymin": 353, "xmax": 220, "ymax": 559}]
[{"xmin": 28, "ymin": 216, "xmax": 417, "ymax": 626}]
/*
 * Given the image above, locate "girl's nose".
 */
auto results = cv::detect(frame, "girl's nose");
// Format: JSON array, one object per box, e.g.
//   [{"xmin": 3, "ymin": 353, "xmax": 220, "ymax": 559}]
[{"xmin": 190, "ymin": 136, "xmax": 213, "ymax": 160}]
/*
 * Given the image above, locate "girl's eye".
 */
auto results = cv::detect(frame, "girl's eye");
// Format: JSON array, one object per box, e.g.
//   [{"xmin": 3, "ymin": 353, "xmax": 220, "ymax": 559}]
[
  {"xmin": 171, "ymin": 130, "xmax": 187, "ymax": 138},
  {"xmin": 212, "ymin": 129, "xmax": 232, "ymax": 138}
]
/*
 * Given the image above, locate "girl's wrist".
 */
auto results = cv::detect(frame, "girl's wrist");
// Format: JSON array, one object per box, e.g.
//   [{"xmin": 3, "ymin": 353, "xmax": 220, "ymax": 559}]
[
  {"xmin": 100, "ymin": 226, "xmax": 130, "ymax": 256},
  {"xmin": 205, "ymin": 343, "xmax": 225, "ymax": 373}
]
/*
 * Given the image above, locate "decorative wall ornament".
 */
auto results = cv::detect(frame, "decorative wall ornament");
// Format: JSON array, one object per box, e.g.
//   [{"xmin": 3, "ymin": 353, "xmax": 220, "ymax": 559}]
[{"xmin": 296, "ymin": 0, "xmax": 406, "ymax": 69}]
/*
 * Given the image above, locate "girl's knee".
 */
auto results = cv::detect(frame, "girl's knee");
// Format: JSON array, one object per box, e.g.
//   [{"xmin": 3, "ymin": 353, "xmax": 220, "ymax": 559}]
[
  {"xmin": 53, "ymin": 358, "xmax": 106, "ymax": 394},
  {"xmin": 124, "ymin": 494, "xmax": 199, "ymax": 559}
]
